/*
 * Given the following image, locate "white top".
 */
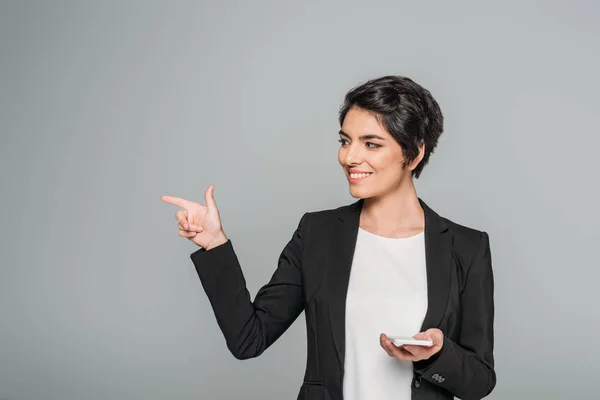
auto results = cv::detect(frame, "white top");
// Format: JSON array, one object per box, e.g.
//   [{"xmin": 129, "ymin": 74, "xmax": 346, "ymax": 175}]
[{"xmin": 343, "ymin": 228, "xmax": 428, "ymax": 400}]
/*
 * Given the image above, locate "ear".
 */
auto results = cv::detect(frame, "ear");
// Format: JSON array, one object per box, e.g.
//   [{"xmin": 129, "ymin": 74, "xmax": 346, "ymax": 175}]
[{"xmin": 408, "ymin": 143, "xmax": 426, "ymax": 171}]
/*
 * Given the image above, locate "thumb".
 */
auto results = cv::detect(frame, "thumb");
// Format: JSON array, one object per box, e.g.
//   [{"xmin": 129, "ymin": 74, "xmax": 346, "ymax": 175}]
[
  {"xmin": 205, "ymin": 184, "xmax": 218, "ymax": 210},
  {"xmin": 421, "ymin": 329, "xmax": 443, "ymax": 345}
]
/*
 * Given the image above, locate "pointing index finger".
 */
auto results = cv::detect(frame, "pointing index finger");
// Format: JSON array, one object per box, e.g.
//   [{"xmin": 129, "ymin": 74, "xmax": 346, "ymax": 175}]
[{"xmin": 161, "ymin": 195, "xmax": 191, "ymax": 208}]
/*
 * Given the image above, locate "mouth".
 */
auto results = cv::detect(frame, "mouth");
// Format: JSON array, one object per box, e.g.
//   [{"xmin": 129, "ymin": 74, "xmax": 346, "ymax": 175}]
[{"xmin": 347, "ymin": 172, "xmax": 373, "ymax": 183}]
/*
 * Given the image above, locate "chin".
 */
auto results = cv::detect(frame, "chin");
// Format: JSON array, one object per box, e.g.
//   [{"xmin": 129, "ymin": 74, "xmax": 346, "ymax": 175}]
[{"xmin": 349, "ymin": 186, "xmax": 373, "ymax": 199}]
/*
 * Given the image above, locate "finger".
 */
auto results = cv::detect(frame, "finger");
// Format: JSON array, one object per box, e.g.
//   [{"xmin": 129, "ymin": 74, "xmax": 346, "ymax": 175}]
[
  {"xmin": 179, "ymin": 223, "xmax": 203, "ymax": 232},
  {"xmin": 380, "ymin": 334, "xmax": 397, "ymax": 356},
  {"xmin": 204, "ymin": 185, "xmax": 217, "ymax": 211},
  {"xmin": 176, "ymin": 210, "xmax": 202, "ymax": 231},
  {"xmin": 379, "ymin": 336, "xmax": 394, "ymax": 357},
  {"xmin": 389, "ymin": 344, "xmax": 414, "ymax": 360},
  {"xmin": 179, "ymin": 229, "xmax": 197, "ymax": 238},
  {"xmin": 404, "ymin": 344, "xmax": 439, "ymax": 362},
  {"xmin": 380, "ymin": 335, "xmax": 411, "ymax": 359},
  {"xmin": 413, "ymin": 331, "xmax": 434, "ymax": 343},
  {"xmin": 427, "ymin": 328, "xmax": 444, "ymax": 346},
  {"xmin": 176, "ymin": 210, "xmax": 189, "ymax": 229},
  {"xmin": 414, "ymin": 329, "xmax": 442, "ymax": 346},
  {"xmin": 393, "ymin": 345, "xmax": 416, "ymax": 360},
  {"xmin": 412, "ymin": 333, "xmax": 433, "ymax": 346},
  {"xmin": 381, "ymin": 334, "xmax": 416, "ymax": 360},
  {"xmin": 402, "ymin": 345, "xmax": 425, "ymax": 357},
  {"xmin": 162, "ymin": 195, "xmax": 193, "ymax": 209}
]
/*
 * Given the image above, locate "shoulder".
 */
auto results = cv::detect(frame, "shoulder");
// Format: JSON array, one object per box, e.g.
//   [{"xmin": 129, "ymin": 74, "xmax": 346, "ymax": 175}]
[
  {"xmin": 420, "ymin": 197, "xmax": 491, "ymax": 267},
  {"xmin": 439, "ymin": 214, "xmax": 491, "ymax": 270},
  {"xmin": 302, "ymin": 202, "xmax": 354, "ymax": 225},
  {"xmin": 444, "ymin": 216, "xmax": 487, "ymax": 245},
  {"xmin": 421, "ymin": 197, "xmax": 486, "ymax": 244},
  {"xmin": 292, "ymin": 202, "xmax": 355, "ymax": 238},
  {"xmin": 306, "ymin": 203, "xmax": 350, "ymax": 219}
]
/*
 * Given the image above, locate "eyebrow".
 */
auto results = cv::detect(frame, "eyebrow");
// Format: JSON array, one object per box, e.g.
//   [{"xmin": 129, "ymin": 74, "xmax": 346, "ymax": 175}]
[{"xmin": 339, "ymin": 130, "xmax": 386, "ymax": 141}]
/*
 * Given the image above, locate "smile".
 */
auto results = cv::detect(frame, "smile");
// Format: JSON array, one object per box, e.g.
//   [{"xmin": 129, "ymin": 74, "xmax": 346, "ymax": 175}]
[
  {"xmin": 348, "ymin": 172, "xmax": 373, "ymax": 183},
  {"xmin": 349, "ymin": 172, "xmax": 372, "ymax": 179}
]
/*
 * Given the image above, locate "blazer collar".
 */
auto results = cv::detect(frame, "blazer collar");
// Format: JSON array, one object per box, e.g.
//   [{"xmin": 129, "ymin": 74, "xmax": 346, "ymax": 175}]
[
  {"xmin": 335, "ymin": 197, "xmax": 448, "ymax": 232},
  {"xmin": 326, "ymin": 197, "xmax": 452, "ymax": 368}
]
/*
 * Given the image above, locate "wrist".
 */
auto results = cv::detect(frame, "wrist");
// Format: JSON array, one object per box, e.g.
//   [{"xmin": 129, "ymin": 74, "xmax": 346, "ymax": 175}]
[{"xmin": 205, "ymin": 231, "xmax": 228, "ymax": 250}]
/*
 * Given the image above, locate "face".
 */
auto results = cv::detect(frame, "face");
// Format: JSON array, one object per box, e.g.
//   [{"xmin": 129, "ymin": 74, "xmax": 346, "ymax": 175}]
[{"xmin": 338, "ymin": 106, "xmax": 423, "ymax": 199}]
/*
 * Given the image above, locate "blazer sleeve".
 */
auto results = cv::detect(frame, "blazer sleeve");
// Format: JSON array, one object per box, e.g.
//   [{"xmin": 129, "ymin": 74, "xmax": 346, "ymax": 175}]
[
  {"xmin": 189, "ymin": 212, "xmax": 308, "ymax": 360},
  {"xmin": 414, "ymin": 231, "xmax": 496, "ymax": 400}
]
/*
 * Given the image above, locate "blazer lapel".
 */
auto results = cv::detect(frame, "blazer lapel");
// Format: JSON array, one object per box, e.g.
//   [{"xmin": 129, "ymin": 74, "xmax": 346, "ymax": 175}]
[
  {"xmin": 418, "ymin": 198, "xmax": 452, "ymax": 332},
  {"xmin": 326, "ymin": 197, "xmax": 452, "ymax": 369},
  {"xmin": 327, "ymin": 199, "xmax": 362, "ymax": 367}
]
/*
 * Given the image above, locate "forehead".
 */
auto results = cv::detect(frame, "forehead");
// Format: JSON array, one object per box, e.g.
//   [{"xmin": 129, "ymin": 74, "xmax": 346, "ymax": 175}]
[{"xmin": 341, "ymin": 107, "xmax": 390, "ymax": 138}]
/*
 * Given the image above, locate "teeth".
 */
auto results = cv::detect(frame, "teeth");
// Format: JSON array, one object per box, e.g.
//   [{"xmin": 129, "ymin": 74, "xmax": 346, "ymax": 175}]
[{"xmin": 350, "ymin": 173, "xmax": 371, "ymax": 179}]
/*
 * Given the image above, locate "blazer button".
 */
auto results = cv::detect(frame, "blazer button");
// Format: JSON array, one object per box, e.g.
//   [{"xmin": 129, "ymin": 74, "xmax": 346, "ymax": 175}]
[{"xmin": 414, "ymin": 377, "xmax": 421, "ymax": 388}]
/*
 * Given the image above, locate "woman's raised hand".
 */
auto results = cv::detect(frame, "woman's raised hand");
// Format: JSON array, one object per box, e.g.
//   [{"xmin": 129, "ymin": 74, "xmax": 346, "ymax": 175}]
[{"xmin": 161, "ymin": 185, "xmax": 228, "ymax": 250}]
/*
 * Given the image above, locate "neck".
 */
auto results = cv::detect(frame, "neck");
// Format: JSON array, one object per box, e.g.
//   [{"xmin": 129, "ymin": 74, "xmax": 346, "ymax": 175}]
[{"xmin": 361, "ymin": 178, "xmax": 424, "ymax": 230}]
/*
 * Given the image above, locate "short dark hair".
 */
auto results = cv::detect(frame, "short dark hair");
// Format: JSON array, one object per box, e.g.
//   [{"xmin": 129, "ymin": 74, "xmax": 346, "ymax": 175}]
[{"xmin": 338, "ymin": 76, "xmax": 444, "ymax": 179}]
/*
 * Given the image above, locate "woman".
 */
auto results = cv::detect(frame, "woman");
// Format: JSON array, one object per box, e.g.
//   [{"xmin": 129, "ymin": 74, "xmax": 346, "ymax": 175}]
[{"xmin": 162, "ymin": 76, "xmax": 496, "ymax": 400}]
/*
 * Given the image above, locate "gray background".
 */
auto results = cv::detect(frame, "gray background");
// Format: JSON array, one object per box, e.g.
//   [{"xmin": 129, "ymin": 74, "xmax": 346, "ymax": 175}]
[{"xmin": 1, "ymin": 0, "xmax": 598, "ymax": 399}]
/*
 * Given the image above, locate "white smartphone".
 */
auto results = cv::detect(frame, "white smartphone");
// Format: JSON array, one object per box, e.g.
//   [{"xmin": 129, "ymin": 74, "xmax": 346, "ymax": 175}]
[{"xmin": 388, "ymin": 336, "xmax": 433, "ymax": 347}]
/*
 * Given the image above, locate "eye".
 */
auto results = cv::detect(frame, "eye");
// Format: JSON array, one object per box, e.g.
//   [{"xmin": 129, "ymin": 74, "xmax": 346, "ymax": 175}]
[
  {"xmin": 366, "ymin": 142, "xmax": 381, "ymax": 149},
  {"xmin": 338, "ymin": 138, "xmax": 349, "ymax": 146}
]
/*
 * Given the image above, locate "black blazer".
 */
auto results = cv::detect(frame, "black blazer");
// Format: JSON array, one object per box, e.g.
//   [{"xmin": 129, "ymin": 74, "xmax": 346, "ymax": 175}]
[{"xmin": 190, "ymin": 198, "xmax": 496, "ymax": 400}]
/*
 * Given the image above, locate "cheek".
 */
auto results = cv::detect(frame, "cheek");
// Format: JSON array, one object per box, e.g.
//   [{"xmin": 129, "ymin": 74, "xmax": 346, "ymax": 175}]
[
  {"xmin": 372, "ymin": 156, "xmax": 404, "ymax": 183},
  {"xmin": 370, "ymin": 154, "xmax": 393, "ymax": 173}
]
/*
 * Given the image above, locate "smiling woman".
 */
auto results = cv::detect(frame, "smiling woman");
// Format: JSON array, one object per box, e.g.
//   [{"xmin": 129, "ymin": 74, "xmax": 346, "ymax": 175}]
[
  {"xmin": 336, "ymin": 76, "xmax": 443, "ymax": 204},
  {"xmin": 163, "ymin": 75, "xmax": 496, "ymax": 400}
]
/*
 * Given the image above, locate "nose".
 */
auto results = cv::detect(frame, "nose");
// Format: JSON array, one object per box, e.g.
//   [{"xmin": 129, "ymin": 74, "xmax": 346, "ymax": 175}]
[{"xmin": 344, "ymin": 143, "xmax": 363, "ymax": 166}]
